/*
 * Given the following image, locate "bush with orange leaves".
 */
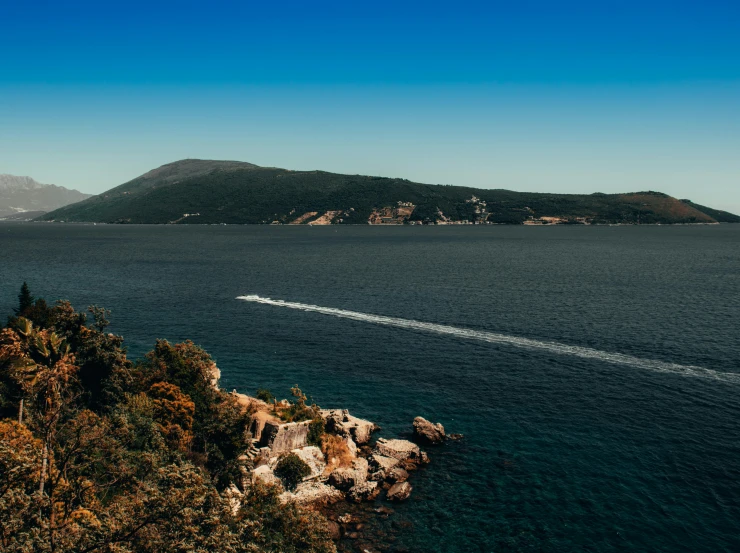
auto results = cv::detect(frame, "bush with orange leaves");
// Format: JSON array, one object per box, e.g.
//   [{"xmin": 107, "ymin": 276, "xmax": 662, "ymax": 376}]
[
  {"xmin": 148, "ymin": 381, "xmax": 196, "ymax": 451},
  {"xmin": 320, "ymin": 433, "xmax": 355, "ymax": 474},
  {"xmin": 0, "ymin": 286, "xmax": 338, "ymax": 553}
]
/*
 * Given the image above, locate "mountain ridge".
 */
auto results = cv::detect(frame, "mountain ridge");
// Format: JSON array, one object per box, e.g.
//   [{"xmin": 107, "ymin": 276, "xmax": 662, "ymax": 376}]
[
  {"xmin": 37, "ymin": 159, "xmax": 737, "ymax": 225},
  {"xmin": 0, "ymin": 174, "xmax": 93, "ymax": 218}
]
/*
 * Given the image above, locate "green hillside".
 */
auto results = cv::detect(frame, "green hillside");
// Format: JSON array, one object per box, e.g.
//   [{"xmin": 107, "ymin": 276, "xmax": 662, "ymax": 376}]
[
  {"xmin": 679, "ymin": 199, "xmax": 740, "ymax": 223},
  {"xmin": 38, "ymin": 159, "xmax": 734, "ymax": 225}
]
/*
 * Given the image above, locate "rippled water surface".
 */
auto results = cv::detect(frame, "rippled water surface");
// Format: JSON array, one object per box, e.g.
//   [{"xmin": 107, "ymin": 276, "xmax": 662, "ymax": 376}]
[{"xmin": 1, "ymin": 223, "xmax": 739, "ymax": 552}]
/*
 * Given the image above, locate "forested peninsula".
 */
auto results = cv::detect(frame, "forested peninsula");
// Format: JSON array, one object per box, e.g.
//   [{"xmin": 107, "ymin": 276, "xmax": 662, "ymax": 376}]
[
  {"xmin": 0, "ymin": 284, "xmax": 444, "ymax": 553},
  {"xmin": 37, "ymin": 159, "xmax": 740, "ymax": 225}
]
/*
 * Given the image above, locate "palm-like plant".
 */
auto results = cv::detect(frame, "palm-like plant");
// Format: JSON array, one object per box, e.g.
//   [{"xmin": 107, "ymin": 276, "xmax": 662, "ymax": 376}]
[{"xmin": 5, "ymin": 318, "xmax": 78, "ymax": 497}]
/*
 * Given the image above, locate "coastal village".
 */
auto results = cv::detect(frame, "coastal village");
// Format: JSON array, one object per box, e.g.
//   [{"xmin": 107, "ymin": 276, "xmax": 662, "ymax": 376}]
[{"xmin": 266, "ymin": 196, "xmax": 594, "ymax": 225}]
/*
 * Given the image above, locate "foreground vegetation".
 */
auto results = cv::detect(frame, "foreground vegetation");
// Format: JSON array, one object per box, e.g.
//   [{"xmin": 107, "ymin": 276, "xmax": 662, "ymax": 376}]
[
  {"xmin": 37, "ymin": 159, "xmax": 739, "ymax": 225},
  {"xmin": 0, "ymin": 284, "xmax": 335, "ymax": 553}
]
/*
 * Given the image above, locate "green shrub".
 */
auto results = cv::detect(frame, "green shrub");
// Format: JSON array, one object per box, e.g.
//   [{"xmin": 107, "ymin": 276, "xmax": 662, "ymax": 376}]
[
  {"xmin": 274, "ymin": 453, "xmax": 311, "ymax": 491},
  {"xmin": 307, "ymin": 417, "xmax": 325, "ymax": 446},
  {"xmin": 255, "ymin": 388, "xmax": 275, "ymax": 403}
]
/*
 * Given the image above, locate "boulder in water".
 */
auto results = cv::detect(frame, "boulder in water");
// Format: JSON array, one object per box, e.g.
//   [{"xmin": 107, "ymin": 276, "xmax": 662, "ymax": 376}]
[
  {"xmin": 412, "ymin": 416, "xmax": 446, "ymax": 445},
  {"xmin": 386, "ymin": 481, "xmax": 412, "ymax": 502}
]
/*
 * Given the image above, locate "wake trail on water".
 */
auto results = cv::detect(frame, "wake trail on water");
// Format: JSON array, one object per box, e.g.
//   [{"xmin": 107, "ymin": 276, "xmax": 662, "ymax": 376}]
[{"xmin": 236, "ymin": 295, "xmax": 740, "ymax": 384}]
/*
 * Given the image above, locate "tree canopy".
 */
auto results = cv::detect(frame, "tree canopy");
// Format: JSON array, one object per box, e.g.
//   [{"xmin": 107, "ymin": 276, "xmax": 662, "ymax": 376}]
[{"xmin": 0, "ymin": 285, "xmax": 336, "ymax": 553}]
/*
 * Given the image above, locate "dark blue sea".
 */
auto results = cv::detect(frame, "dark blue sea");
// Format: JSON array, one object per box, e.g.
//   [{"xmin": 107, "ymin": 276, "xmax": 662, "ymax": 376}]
[{"xmin": 1, "ymin": 223, "xmax": 739, "ymax": 552}]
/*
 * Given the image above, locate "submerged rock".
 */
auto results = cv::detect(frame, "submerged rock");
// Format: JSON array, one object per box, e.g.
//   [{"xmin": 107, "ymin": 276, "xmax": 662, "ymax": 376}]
[
  {"xmin": 412, "ymin": 416, "xmax": 446, "ymax": 445},
  {"xmin": 386, "ymin": 481, "xmax": 412, "ymax": 502}
]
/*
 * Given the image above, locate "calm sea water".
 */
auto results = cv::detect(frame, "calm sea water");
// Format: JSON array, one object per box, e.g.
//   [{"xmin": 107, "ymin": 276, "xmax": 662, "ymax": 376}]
[{"xmin": 1, "ymin": 223, "xmax": 739, "ymax": 552}]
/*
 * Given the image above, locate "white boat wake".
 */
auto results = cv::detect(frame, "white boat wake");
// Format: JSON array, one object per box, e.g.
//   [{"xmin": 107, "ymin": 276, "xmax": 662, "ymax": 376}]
[{"xmin": 237, "ymin": 295, "xmax": 740, "ymax": 384}]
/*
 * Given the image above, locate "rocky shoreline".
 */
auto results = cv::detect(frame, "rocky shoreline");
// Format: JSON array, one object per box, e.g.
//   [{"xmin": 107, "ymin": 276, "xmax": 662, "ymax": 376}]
[{"xmin": 223, "ymin": 380, "xmax": 460, "ymax": 551}]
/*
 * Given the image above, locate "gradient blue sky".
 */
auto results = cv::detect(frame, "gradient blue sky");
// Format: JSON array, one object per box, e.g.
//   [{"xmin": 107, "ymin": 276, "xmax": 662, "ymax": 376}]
[{"xmin": 2, "ymin": 0, "xmax": 739, "ymax": 212}]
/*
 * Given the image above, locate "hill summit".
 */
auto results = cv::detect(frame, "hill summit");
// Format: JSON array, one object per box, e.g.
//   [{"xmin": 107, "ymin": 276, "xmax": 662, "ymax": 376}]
[{"xmin": 38, "ymin": 159, "xmax": 738, "ymax": 225}]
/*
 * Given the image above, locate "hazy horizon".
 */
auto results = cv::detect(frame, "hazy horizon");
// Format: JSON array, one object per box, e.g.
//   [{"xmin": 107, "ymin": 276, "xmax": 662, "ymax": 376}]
[{"xmin": 2, "ymin": 1, "xmax": 739, "ymax": 213}]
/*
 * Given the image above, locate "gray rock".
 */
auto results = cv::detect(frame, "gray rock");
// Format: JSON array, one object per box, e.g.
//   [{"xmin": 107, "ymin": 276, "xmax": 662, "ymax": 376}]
[
  {"xmin": 259, "ymin": 419, "xmax": 312, "ymax": 454},
  {"xmin": 413, "ymin": 416, "xmax": 446, "ymax": 445},
  {"xmin": 321, "ymin": 409, "xmax": 378, "ymax": 445},
  {"xmin": 368, "ymin": 453, "xmax": 399, "ymax": 480},
  {"xmin": 279, "ymin": 481, "xmax": 344, "ymax": 507},
  {"xmin": 387, "ymin": 467, "xmax": 409, "ymax": 483},
  {"xmin": 386, "ymin": 481, "xmax": 412, "ymax": 502},
  {"xmin": 328, "ymin": 458, "xmax": 369, "ymax": 491},
  {"xmin": 374, "ymin": 438, "xmax": 424, "ymax": 463},
  {"xmin": 252, "ymin": 465, "xmax": 282, "ymax": 488},
  {"xmin": 347, "ymin": 481, "xmax": 380, "ymax": 502},
  {"xmin": 369, "ymin": 453, "xmax": 399, "ymax": 471}
]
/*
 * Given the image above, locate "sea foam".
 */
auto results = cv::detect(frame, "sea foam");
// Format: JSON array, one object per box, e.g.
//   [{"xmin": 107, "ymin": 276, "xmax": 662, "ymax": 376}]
[{"xmin": 237, "ymin": 295, "xmax": 740, "ymax": 384}]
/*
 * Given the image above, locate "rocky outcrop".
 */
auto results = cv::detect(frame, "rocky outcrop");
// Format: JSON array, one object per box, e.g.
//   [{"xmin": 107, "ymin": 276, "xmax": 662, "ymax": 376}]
[
  {"xmin": 252, "ymin": 465, "xmax": 282, "ymax": 488},
  {"xmin": 413, "ymin": 416, "xmax": 445, "ymax": 445},
  {"xmin": 280, "ymin": 480, "xmax": 344, "ymax": 507},
  {"xmin": 239, "ymin": 390, "xmax": 433, "ymax": 528},
  {"xmin": 288, "ymin": 446, "xmax": 326, "ymax": 479},
  {"xmin": 328, "ymin": 458, "xmax": 369, "ymax": 491},
  {"xmin": 386, "ymin": 482, "xmax": 412, "ymax": 502},
  {"xmin": 259, "ymin": 419, "xmax": 311, "ymax": 454},
  {"xmin": 224, "ymin": 483, "xmax": 243, "ymax": 515},
  {"xmin": 374, "ymin": 438, "xmax": 425, "ymax": 464},
  {"xmin": 321, "ymin": 409, "xmax": 378, "ymax": 445},
  {"xmin": 208, "ymin": 362, "xmax": 221, "ymax": 389},
  {"xmin": 347, "ymin": 481, "xmax": 380, "ymax": 502},
  {"xmin": 368, "ymin": 454, "xmax": 399, "ymax": 481},
  {"xmin": 387, "ymin": 467, "xmax": 409, "ymax": 483}
]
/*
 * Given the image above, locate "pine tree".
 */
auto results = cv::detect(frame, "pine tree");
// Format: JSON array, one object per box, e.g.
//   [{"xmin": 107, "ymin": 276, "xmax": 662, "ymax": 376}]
[{"xmin": 14, "ymin": 282, "xmax": 34, "ymax": 315}]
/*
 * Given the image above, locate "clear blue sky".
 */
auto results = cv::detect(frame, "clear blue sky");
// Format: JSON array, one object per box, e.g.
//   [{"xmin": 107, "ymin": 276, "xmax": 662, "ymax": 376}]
[{"xmin": 1, "ymin": 0, "xmax": 739, "ymax": 212}]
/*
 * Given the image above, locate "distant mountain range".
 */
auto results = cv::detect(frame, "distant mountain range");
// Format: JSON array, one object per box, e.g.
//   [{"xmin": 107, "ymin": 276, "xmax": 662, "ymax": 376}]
[
  {"xmin": 34, "ymin": 159, "xmax": 740, "ymax": 225},
  {"xmin": 0, "ymin": 174, "xmax": 92, "ymax": 220}
]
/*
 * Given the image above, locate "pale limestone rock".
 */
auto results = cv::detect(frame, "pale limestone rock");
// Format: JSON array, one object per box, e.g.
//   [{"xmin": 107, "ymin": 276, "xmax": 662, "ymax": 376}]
[
  {"xmin": 252, "ymin": 465, "xmax": 282, "ymax": 488},
  {"xmin": 208, "ymin": 362, "xmax": 221, "ymax": 389},
  {"xmin": 344, "ymin": 435, "xmax": 358, "ymax": 457},
  {"xmin": 279, "ymin": 480, "xmax": 344, "ymax": 507},
  {"xmin": 369, "ymin": 454, "xmax": 399, "ymax": 472},
  {"xmin": 224, "ymin": 483, "xmax": 242, "ymax": 515},
  {"xmin": 412, "ymin": 416, "xmax": 446, "ymax": 445},
  {"xmin": 259, "ymin": 419, "xmax": 311, "ymax": 454},
  {"xmin": 374, "ymin": 438, "xmax": 423, "ymax": 463},
  {"xmin": 347, "ymin": 481, "xmax": 380, "ymax": 502},
  {"xmin": 388, "ymin": 466, "xmax": 409, "ymax": 483},
  {"xmin": 328, "ymin": 457, "xmax": 369, "ymax": 491},
  {"xmin": 289, "ymin": 446, "xmax": 326, "ymax": 479},
  {"xmin": 387, "ymin": 481, "xmax": 412, "ymax": 502},
  {"xmin": 321, "ymin": 409, "xmax": 378, "ymax": 445}
]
